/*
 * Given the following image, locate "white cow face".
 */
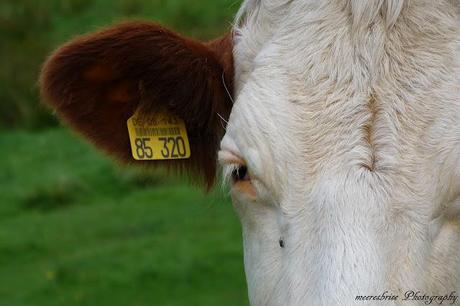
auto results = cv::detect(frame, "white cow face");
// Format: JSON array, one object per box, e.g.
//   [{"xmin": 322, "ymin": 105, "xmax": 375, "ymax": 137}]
[
  {"xmin": 218, "ymin": 31, "xmax": 321, "ymax": 306},
  {"xmin": 219, "ymin": 68, "xmax": 303, "ymax": 305},
  {"xmin": 219, "ymin": 0, "xmax": 460, "ymax": 305}
]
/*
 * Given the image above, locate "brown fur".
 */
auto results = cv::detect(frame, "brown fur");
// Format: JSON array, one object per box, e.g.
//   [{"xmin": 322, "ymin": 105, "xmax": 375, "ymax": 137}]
[{"xmin": 40, "ymin": 21, "xmax": 234, "ymax": 189}]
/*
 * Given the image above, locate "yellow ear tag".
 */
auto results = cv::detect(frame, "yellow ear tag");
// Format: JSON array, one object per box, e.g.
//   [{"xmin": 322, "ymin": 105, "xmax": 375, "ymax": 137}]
[{"xmin": 127, "ymin": 111, "xmax": 191, "ymax": 160}]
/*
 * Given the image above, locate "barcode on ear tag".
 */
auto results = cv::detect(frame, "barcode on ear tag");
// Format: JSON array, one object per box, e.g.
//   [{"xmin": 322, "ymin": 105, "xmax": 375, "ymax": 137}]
[{"xmin": 127, "ymin": 112, "xmax": 191, "ymax": 160}]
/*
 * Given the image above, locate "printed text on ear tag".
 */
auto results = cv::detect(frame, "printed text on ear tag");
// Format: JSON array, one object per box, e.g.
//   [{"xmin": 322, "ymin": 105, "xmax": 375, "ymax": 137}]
[{"xmin": 127, "ymin": 112, "xmax": 191, "ymax": 160}]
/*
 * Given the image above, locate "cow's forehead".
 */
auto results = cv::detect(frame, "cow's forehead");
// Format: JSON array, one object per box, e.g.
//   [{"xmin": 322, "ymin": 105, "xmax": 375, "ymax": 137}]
[
  {"xmin": 228, "ymin": 3, "xmax": 339, "ymax": 193},
  {"xmin": 222, "ymin": 62, "xmax": 304, "ymax": 194},
  {"xmin": 227, "ymin": 0, "xmax": 460, "ymax": 194}
]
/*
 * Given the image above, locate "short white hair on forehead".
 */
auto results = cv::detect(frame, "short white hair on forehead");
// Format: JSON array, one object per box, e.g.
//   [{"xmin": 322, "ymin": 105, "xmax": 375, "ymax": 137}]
[
  {"xmin": 235, "ymin": 0, "xmax": 407, "ymax": 29},
  {"xmin": 349, "ymin": 0, "xmax": 406, "ymax": 28},
  {"xmin": 234, "ymin": 0, "xmax": 262, "ymax": 27}
]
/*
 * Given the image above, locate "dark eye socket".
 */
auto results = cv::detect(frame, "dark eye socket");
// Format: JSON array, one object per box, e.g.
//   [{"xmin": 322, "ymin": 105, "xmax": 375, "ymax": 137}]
[{"xmin": 232, "ymin": 165, "xmax": 250, "ymax": 182}]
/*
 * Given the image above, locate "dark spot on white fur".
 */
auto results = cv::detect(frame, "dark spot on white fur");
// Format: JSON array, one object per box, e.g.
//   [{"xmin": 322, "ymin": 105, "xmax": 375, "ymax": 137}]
[{"xmin": 279, "ymin": 239, "xmax": 285, "ymax": 248}]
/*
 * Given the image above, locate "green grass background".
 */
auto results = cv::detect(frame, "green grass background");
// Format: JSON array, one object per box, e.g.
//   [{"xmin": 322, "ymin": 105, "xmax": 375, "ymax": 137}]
[{"xmin": 0, "ymin": 1, "xmax": 248, "ymax": 305}]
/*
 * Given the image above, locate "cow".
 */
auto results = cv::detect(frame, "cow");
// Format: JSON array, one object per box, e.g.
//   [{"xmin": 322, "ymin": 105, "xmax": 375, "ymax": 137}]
[{"xmin": 40, "ymin": 0, "xmax": 459, "ymax": 305}]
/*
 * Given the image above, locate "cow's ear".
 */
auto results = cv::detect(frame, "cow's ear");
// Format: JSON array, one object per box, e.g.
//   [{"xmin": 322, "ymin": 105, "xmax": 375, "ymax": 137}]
[{"xmin": 40, "ymin": 22, "xmax": 234, "ymax": 189}]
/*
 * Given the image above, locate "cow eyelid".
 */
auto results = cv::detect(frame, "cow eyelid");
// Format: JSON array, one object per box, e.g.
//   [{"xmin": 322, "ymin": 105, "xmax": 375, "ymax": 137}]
[
  {"xmin": 232, "ymin": 165, "xmax": 250, "ymax": 182},
  {"xmin": 218, "ymin": 150, "xmax": 253, "ymax": 185}
]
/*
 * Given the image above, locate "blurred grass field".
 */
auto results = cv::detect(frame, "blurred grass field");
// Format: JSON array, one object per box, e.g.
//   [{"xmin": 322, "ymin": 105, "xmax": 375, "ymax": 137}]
[
  {"xmin": 0, "ymin": 1, "xmax": 248, "ymax": 305},
  {"xmin": 0, "ymin": 129, "xmax": 248, "ymax": 306},
  {"xmin": 0, "ymin": 129, "xmax": 247, "ymax": 306}
]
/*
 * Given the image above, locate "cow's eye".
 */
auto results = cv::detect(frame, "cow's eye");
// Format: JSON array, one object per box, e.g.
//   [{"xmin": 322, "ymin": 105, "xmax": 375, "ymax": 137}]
[
  {"xmin": 229, "ymin": 164, "xmax": 256, "ymax": 199},
  {"xmin": 232, "ymin": 165, "xmax": 250, "ymax": 182},
  {"xmin": 217, "ymin": 150, "xmax": 255, "ymax": 197}
]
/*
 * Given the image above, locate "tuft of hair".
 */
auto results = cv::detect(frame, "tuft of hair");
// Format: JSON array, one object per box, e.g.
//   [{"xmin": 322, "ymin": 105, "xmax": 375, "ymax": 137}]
[
  {"xmin": 236, "ymin": 0, "xmax": 406, "ymax": 30},
  {"xmin": 349, "ymin": 0, "xmax": 406, "ymax": 28},
  {"xmin": 235, "ymin": 0, "xmax": 262, "ymax": 27}
]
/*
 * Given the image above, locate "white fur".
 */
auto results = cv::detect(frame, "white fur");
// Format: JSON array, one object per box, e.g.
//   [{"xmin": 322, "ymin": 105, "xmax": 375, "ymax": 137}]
[{"xmin": 221, "ymin": 0, "xmax": 460, "ymax": 305}]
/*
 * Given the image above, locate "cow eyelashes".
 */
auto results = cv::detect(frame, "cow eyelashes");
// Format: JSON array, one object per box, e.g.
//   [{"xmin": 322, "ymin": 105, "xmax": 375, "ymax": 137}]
[
  {"xmin": 218, "ymin": 151, "xmax": 251, "ymax": 186},
  {"xmin": 232, "ymin": 165, "xmax": 250, "ymax": 182},
  {"xmin": 222, "ymin": 161, "xmax": 257, "ymax": 198}
]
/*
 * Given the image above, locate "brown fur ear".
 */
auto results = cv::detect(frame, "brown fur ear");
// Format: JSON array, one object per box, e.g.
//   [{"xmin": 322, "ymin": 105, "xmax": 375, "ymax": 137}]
[{"xmin": 40, "ymin": 21, "xmax": 234, "ymax": 189}]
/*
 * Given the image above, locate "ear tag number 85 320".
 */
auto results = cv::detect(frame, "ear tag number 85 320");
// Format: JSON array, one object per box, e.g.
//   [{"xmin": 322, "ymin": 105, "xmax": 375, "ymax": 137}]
[{"xmin": 127, "ymin": 112, "xmax": 191, "ymax": 160}]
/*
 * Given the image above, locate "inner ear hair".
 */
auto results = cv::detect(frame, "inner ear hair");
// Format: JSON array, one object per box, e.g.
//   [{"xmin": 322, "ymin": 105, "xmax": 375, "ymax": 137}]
[{"xmin": 40, "ymin": 21, "xmax": 234, "ymax": 189}]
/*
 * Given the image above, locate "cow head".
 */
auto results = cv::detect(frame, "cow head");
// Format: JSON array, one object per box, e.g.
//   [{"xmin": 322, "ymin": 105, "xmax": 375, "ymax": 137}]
[{"xmin": 41, "ymin": 1, "xmax": 460, "ymax": 304}]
